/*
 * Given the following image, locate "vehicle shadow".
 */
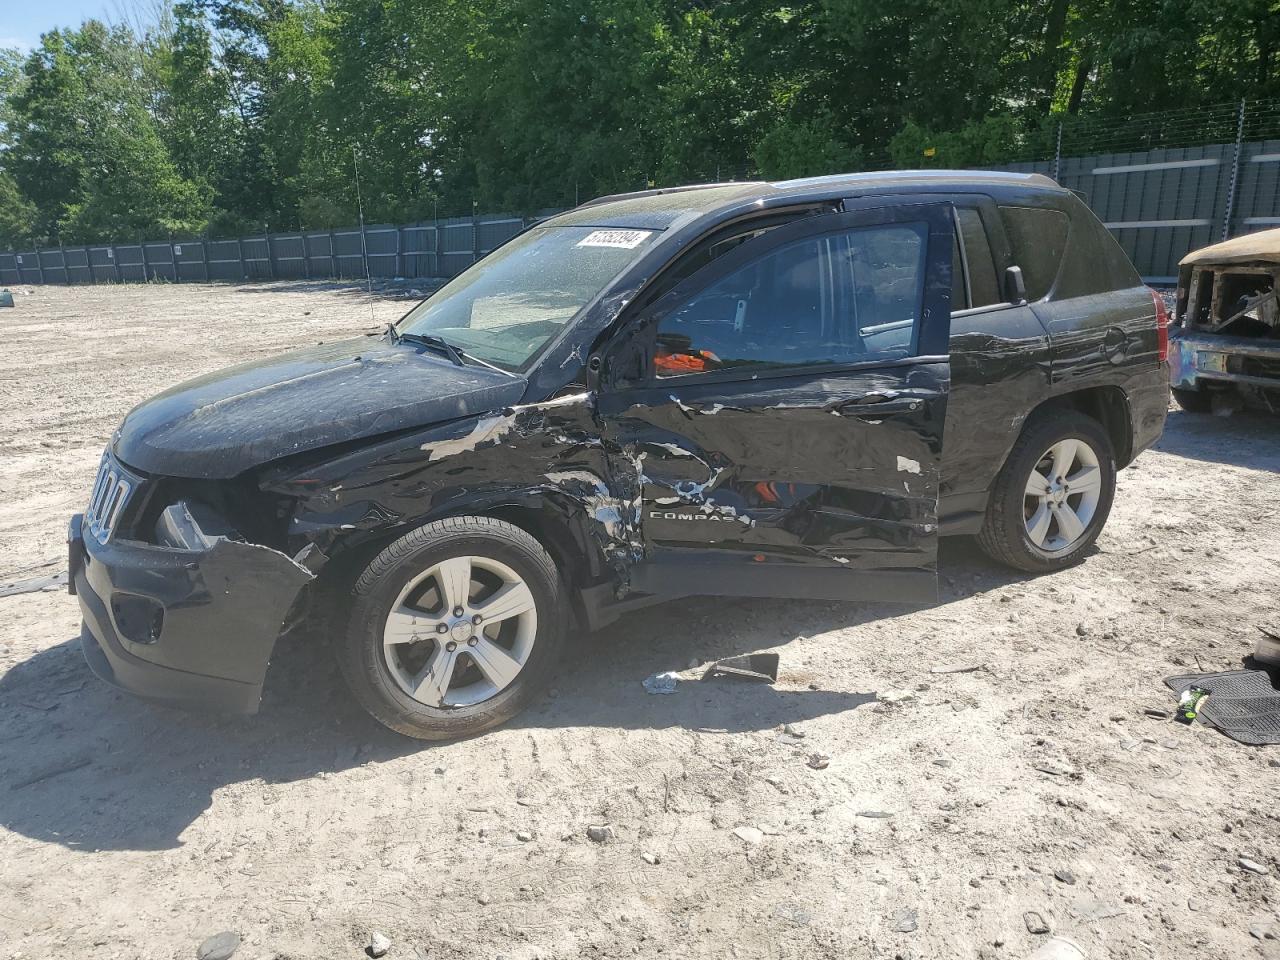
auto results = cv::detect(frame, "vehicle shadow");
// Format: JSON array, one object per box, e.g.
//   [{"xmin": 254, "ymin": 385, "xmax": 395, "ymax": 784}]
[
  {"xmin": 1155, "ymin": 408, "xmax": 1280, "ymax": 472},
  {"xmin": 0, "ymin": 538, "xmax": 1025, "ymax": 853}
]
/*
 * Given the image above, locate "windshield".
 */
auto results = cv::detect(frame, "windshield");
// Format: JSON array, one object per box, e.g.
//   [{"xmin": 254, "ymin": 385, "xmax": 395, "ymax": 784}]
[{"xmin": 399, "ymin": 225, "xmax": 658, "ymax": 370}]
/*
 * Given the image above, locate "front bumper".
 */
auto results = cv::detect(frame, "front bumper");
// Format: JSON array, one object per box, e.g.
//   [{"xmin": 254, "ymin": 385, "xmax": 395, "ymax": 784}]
[{"xmin": 70, "ymin": 514, "xmax": 314, "ymax": 714}]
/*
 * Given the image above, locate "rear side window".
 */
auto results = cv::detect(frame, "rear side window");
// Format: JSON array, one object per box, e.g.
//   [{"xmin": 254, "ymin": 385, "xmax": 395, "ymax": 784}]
[
  {"xmin": 653, "ymin": 222, "xmax": 928, "ymax": 376},
  {"xmin": 1054, "ymin": 200, "xmax": 1143, "ymax": 297},
  {"xmin": 999, "ymin": 205, "xmax": 1069, "ymax": 301},
  {"xmin": 957, "ymin": 209, "xmax": 1001, "ymax": 307}
]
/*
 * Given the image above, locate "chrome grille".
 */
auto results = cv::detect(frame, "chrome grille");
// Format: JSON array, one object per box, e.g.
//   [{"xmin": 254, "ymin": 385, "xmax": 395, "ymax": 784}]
[{"xmin": 86, "ymin": 454, "xmax": 138, "ymax": 545}]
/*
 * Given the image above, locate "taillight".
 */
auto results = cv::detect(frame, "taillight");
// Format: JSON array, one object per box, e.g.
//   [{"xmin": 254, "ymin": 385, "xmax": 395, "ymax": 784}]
[{"xmin": 1151, "ymin": 288, "xmax": 1170, "ymax": 363}]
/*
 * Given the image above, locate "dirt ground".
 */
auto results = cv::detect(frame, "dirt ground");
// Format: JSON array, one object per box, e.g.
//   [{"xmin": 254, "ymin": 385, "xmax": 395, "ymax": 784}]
[{"xmin": 1, "ymin": 282, "xmax": 1278, "ymax": 960}]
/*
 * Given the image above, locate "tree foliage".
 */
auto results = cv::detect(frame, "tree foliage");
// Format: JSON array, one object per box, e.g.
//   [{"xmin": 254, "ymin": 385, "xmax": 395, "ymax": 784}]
[{"xmin": 1, "ymin": 0, "xmax": 1277, "ymax": 246}]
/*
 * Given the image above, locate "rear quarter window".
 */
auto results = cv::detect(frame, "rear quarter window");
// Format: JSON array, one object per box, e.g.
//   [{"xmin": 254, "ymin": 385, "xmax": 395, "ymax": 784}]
[
  {"xmin": 998, "ymin": 205, "xmax": 1068, "ymax": 301},
  {"xmin": 1055, "ymin": 199, "xmax": 1143, "ymax": 297}
]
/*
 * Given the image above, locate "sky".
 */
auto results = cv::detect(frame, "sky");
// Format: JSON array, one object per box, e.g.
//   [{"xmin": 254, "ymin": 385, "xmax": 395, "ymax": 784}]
[{"xmin": 2, "ymin": 0, "xmax": 121, "ymax": 51}]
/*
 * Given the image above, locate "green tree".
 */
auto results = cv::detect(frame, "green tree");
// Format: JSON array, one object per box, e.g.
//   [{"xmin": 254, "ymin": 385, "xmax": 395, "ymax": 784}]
[{"xmin": 7, "ymin": 22, "xmax": 208, "ymax": 243}]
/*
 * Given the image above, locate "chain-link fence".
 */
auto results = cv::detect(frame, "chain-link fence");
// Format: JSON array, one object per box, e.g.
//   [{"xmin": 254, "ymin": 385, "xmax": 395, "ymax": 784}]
[
  {"xmin": 990, "ymin": 100, "xmax": 1280, "ymax": 281},
  {"xmin": 4, "ymin": 100, "xmax": 1280, "ymax": 288}
]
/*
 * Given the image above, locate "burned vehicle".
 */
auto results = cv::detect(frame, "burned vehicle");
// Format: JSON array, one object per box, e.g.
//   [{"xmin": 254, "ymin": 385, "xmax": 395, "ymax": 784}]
[
  {"xmin": 69, "ymin": 171, "xmax": 1169, "ymax": 740},
  {"xmin": 1169, "ymin": 228, "xmax": 1280, "ymax": 413}
]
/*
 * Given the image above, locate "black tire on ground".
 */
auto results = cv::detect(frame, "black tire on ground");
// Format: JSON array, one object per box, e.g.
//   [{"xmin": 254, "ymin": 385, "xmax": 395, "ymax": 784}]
[
  {"xmin": 976, "ymin": 410, "xmax": 1117, "ymax": 573},
  {"xmin": 337, "ymin": 516, "xmax": 566, "ymax": 740},
  {"xmin": 1171, "ymin": 386, "xmax": 1213, "ymax": 413}
]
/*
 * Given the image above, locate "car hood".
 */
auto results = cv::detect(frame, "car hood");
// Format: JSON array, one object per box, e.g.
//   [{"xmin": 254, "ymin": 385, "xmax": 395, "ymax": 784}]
[{"xmin": 113, "ymin": 337, "xmax": 529, "ymax": 479}]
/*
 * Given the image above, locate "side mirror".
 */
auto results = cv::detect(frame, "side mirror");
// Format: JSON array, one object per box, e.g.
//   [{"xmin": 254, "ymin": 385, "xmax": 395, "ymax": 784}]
[{"xmin": 1005, "ymin": 265, "xmax": 1027, "ymax": 304}]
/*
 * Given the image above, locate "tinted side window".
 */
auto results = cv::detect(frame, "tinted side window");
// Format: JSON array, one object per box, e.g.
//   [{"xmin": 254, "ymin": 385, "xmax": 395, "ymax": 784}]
[
  {"xmin": 654, "ymin": 222, "xmax": 928, "ymax": 376},
  {"xmin": 998, "ymin": 205, "xmax": 1069, "ymax": 301},
  {"xmin": 1053, "ymin": 201, "xmax": 1143, "ymax": 298},
  {"xmin": 958, "ymin": 208, "xmax": 1001, "ymax": 307}
]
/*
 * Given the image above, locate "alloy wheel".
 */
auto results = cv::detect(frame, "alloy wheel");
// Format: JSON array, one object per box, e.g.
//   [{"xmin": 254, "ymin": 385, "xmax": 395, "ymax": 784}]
[
  {"xmin": 1022, "ymin": 437, "xmax": 1103, "ymax": 553},
  {"xmin": 382, "ymin": 555, "xmax": 538, "ymax": 708}
]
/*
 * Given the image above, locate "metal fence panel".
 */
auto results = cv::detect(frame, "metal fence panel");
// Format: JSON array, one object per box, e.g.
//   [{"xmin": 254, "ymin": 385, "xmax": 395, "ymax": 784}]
[
  {"xmin": 1236, "ymin": 139, "xmax": 1280, "ymax": 233},
  {"xmin": 8, "ymin": 134, "xmax": 1280, "ymax": 288},
  {"xmin": 477, "ymin": 216, "xmax": 525, "ymax": 257}
]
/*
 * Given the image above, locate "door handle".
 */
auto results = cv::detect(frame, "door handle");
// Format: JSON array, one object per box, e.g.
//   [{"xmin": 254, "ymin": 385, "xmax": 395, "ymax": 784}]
[{"xmin": 830, "ymin": 394, "xmax": 924, "ymax": 417}]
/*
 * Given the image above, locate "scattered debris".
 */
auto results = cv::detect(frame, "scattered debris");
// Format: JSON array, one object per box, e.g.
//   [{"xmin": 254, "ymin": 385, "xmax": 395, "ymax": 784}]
[
  {"xmin": 1175, "ymin": 686, "xmax": 1210, "ymax": 724},
  {"xmin": 196, "ymin": 931, "xmax": 240, "ymax": 960},
  {"xmin": 892, "ymin": 908, "xmax": 918, "ymax": 933},
  {"xmin": 586, "ymin": 825, "xmax": 614, "ymax": 843},
  {"xmin": 931, "ymin": 758, "xmax": 952, "ymax": 768},
  {"xmin": 878, "ymin": 689, "xmax": 916, "ymax": 704},
  {"xmin": 1075, "ymin": 623, "xmax": 1091, "ymax": 638},
  {"xmin": 703, "ymin": 653, "xmax": 779, "ymax": 683},
  {"xmin": 1165, "ymin": 670, "xmax": 1280, "ymax": 745},
  {"xmin": 1239, "ymin": 857, "xmax": 1269, "ymax": 876},
  {"xmin": 1069, "ymin": 900, "xmax": 1125, "ymax": 922},
  {"xmin": 732, "ymin": 826, "xmax": 764, "ymax": 845},
  {"xmin": 856, "ymin": 810, "xmax": 894, "ymax": 819},
  {"xmin": 929, "ymin": 662, "xmax": 985, "ymax": 675},
  {"xmin": 0, "ymin": 570, "xmax": 69, "ymax": 598},
  {"xmin": 515, "ymin": 830, "xmax": 533, "ymax": 842},
  {"xmin": 806, "ymin": 753, "xmax": 830, "ymax": 770},
  {"xmin": 1032, "ymin": 761, "xmax": 1075, "ymax": 777},
  {"xmin": 367, "ymin": 931, "xmax": 391, "ymax": 958},
  {"xmin": 641, "ymin": 851, "xmax": 660, "ymax": 865},
  {"xmin": 1249, "ymin": 919, "xmax": 1279, "ymax": 940},
  {"xmin": 1023, "ymin": 910, "xmax": 1051, "ymax": 934},
  {"xmin": 1053, "ymin": 868, "xmax": 1077, "ymax": 886},
  {"xmin": 781, "ymin": 723, "xmax": 805, "ymax": 738},
  {"xmin": 642, "ymin": 671, "xmax": 680, "ymax": 695}
]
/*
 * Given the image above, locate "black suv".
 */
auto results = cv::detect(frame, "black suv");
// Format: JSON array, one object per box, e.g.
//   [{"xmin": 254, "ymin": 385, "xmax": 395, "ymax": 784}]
[{"xmin": 69, "ymin": 171, "xmax": 1169, "ymax": 739}]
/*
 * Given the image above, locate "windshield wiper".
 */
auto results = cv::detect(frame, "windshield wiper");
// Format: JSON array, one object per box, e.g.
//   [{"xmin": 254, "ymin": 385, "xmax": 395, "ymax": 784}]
[
  {"xmin": 387, "ymin": 325, "xmax": 517, "ymax": 377},
  {"xmin": 399, "ymin": 331, "xmax": 466, "ymax": 366}
]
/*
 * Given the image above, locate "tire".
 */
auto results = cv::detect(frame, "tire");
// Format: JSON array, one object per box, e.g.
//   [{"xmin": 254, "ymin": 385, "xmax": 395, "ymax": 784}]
[
  {"xmin": 1171, "ymin": 386, "xmax": 1212, "ymax": 413},
  {"xmin": 337, "ymin": 516, "xmax": 566, "ymax": 740},
  {"xmin": 977, "ymin": 411, "xmax": 1117, "ymax": 573}
]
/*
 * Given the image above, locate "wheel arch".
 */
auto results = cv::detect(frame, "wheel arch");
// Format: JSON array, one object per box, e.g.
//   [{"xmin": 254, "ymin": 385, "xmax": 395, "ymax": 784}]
[
  {"xmin": 294, "ymin": 490, "xmax": 611, "ymax": 638},
  {"xmin": 1028, "ymin": 385, "xmax": 1134, "ymax": 467}
]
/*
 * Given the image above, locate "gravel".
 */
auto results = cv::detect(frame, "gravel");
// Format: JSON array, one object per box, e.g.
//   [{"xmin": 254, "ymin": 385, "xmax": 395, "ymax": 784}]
[{"xmin": 1, "ymin": 282, "xmax": 1277, "ymax": 960}]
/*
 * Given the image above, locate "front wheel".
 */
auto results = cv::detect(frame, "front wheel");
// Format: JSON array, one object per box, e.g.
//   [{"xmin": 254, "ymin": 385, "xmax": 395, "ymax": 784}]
[
  {"xmin": 337, "ymin": 516, "xmax": 566, "ymax": 740},
  {"xmin": 977, "ymin": 411, "xmax": 1117, "ymax": 573}
]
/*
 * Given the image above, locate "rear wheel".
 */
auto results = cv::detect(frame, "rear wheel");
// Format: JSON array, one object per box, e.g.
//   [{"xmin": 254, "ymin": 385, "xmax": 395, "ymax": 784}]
[
  {"xmin": 337, "ymin": 516, "xmax": 565, "ymax": 740},
  {"xmin": 977, "ymin": 411, "xmax": 1116, "ymax": 573},
  {"xmin": 1171, "ymin": 386, "xmax": 1212, "ymax": 413}
]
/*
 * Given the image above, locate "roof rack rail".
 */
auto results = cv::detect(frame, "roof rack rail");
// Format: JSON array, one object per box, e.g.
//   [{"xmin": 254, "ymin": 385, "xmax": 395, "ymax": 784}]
[{"xmin": 576, "ymin": 180, "xmax": 763, "ymax": 210}]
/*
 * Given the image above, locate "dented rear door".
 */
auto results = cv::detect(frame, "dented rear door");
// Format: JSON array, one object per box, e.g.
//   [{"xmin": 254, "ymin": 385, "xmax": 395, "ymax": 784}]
[{"xmin": 598, "ymin": 202, "xmax": 954, "ymax": 603}]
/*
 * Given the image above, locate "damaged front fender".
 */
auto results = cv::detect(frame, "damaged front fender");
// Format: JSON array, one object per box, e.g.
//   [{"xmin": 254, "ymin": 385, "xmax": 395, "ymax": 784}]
[{"xmin": 263, "ymin": 392, "xmax": 643, "ymax": 592}]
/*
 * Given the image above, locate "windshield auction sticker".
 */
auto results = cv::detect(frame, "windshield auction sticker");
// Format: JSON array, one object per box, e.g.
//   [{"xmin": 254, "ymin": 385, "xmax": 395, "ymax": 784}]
[{"xmin": 577, "ymin": 229, "xmax": 651, "ymax": 249}]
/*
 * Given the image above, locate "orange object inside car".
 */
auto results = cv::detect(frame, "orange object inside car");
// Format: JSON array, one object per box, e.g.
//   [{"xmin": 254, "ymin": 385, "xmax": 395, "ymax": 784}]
[{"xmin": 654, "ymin": 351, "xmax": 709, "ymax": 375}]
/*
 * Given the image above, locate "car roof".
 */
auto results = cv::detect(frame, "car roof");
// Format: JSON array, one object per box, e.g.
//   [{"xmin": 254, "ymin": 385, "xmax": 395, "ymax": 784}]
[{"xmin": 545, "ymin": 170, "xmax": 1062, "ymax": 231}]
